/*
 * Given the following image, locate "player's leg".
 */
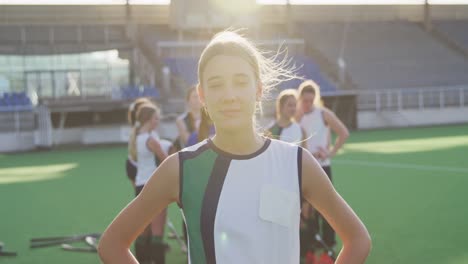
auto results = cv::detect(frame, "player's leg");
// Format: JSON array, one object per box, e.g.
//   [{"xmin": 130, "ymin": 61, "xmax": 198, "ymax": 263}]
[
  {"xmin": 320, "ymin": 166, "xmax": 336, "ymax": 249},
  {"xmin": 134, "ymin": 185, "xmax": 152, "ymax": 264},
  {"xmin": 150, "ymin": 209, "xmax": 168, "ymax": 264}
]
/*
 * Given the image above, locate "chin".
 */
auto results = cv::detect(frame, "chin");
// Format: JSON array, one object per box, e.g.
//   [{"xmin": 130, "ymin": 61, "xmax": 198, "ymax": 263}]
[{"xmin": 216, "ymin": 118, "xmax": 250, "ymax": 132}]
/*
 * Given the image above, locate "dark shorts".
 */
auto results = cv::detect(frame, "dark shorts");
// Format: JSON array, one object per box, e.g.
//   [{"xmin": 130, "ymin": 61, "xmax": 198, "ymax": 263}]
[
  {"xmin": 135, "ymin": 185, "xmax": 144, "ymax": 196},
  {"xmin": 126, "ymin": 158, "xmax": 137, "ymax": 182},
  {"xmin": 322, "ymin": 166, "xmax": 332, "ymax": 181}
]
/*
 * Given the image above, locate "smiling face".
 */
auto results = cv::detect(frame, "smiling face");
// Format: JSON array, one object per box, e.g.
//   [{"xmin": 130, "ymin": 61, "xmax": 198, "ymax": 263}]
[{"xmin": 198, "ymin": 55, "xmax": 260, "ymax": 132}]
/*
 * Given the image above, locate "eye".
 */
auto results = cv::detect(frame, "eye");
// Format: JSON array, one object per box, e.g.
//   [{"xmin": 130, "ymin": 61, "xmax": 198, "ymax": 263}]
[
  {"xmin": 235, "ymin": 79, "xmax": 249, "ymax": 87},
  {"xmin": 208, "ymin": 83, "xmax": 223, "ymax": 89}
]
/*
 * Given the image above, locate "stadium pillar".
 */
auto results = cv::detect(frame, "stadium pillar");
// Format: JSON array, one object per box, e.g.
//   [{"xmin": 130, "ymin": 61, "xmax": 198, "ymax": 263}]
[
  {"xmin": 424, "ymin": 0, "xmax": 432, "ymax": 31},
  {"xmin": 129, "ymin": 48, "xmax": 136, "ymax": 87},
  {"xmin": 286, "ymin": 0, "xmax": 294, "ymax": 37}
]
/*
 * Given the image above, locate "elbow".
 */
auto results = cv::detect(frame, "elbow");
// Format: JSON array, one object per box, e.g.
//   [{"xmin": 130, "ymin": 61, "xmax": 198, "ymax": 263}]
[
  {"xmin": 97, "ymin": 237, "xmax": 114, "ymax": 263},
  {"xmin": 362, "ymin": 230, "xmax": 372, "ymax": 256},
  {"xmin": 342, "ymin": 130, "xmax": 350, "ymax": 141},
  {"xmin": 344, "ymin": 228, "xmax": 372, "ymax": 261},
  {"xmin": 355, "ymin": 229, "xmax": 372, "ymax": 259},
  {"xmin": 97, "ymin": 233, "xmax": 131, "ymax": 263},
  {"xmin": 97, "ymin": 240, "xmax": 108, "ymax": 262}
]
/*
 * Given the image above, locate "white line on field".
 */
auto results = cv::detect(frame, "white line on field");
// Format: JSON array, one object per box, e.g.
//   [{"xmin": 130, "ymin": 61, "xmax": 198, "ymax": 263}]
[{"xmin": 334, "ymin": 159, "xmax": 468, "ymax": 173}]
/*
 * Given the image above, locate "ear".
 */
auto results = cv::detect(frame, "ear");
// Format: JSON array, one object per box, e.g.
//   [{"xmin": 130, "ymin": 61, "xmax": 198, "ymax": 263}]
[
  {"xmin": 256, "ymin": 81, "xmax": 263, "ymax": 101},
  {"xmin": 197, "ymin": 83, "xmax": 205, "ymax": 105}
]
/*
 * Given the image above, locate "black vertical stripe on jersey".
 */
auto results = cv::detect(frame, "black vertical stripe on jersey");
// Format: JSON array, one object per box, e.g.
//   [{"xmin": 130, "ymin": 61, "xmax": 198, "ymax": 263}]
[
  {"xmin": 297, "ymin": 146, "xmax": 303, "ymax": 207},
  {"xmin": 200, "ymin": 155, "xmax": 231, "ymax": 264}
]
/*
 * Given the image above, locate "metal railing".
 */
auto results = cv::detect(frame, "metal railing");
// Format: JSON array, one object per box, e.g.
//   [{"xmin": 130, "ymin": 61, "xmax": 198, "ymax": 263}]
[{"xmin": 355, "ymin": 85, "xmax": 468, "ymax": 111}]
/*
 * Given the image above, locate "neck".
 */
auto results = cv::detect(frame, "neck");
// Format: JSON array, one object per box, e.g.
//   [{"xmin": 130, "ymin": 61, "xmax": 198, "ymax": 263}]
[
  {"xmin": 212, "ymin": 124, "xmax": 264, "ymax": 155},
  {"xmin": 305, "ymin": 105, "xmax": 316, "ymax": 114},
  {"xmin": 277, "ymin": 116, "xmax": 292, "ymax": 127},
  {"xmin": 190, "ymin": 109, "xmax": 201, "ymax": 119},
  {"xmin": 139, "ymin": 124, "xmax": 153, "ymax": 134}
]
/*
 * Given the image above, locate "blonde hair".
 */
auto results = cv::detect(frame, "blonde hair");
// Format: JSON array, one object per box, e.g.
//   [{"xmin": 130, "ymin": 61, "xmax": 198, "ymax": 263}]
[
  {"xmin": 275, "ymin": 88, "xmax": 298, "ymax": 120},
  {"xmin": 128, "ymin": 103, "xmax": 160, "ymax": 161},
  {"xmin": 298, "ymin": 80, "xmax": 324, "ymax": 107},
  {"xmin": 197, "ymin": 30, "xmax": 298, "ymax": 117}
]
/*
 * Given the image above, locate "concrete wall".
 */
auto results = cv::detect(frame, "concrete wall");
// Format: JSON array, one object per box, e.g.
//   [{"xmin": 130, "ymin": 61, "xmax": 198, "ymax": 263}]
[
  {"xmin": 3, "ymin": 108, "xmax": 467, "ymax": 152},
  {"xmin": 48, "ymin": 123, "xmax": 178, "ymax": 145},
  {"xmin": 49, "ymin": 126, "xmax": 131, "ymax": 145},
  {"xmin": 358, "ymin": 107, "xmax": 468, "ymax": 129},
  {"xmin": 0, "ymin": 131, "xmax": 35, "ymax": 152}
]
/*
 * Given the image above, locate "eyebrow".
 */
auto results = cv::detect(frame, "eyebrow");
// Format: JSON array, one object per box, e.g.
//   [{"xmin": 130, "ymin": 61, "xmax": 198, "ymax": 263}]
[
  {"xmin": 207, "ymin": 73, "xmax": 249, "ymax": 83},
  {"xmin": 233, "ymin": 73, "xmax": 248, "ymax": 79}
]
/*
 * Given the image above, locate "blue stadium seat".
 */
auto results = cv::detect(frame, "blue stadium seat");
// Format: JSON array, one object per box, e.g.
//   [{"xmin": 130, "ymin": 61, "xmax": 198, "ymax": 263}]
[
  {"xmin": 143, "ymin": 86, "xmax": 160, "ymax": 98},
  {"xmin": 0, "ymin": 92, "xmax": 34, "ymax": 111},
  {"xmin": 119, "ymin": 85, "xmax": 160, "ymax": 100},
  {"xmin": 435, "ymin": 20, "xmax": 468, "ymax": 50},
  {"xmin": 279, "ymin": 56, "xmax": 337, "ymax": 93}
]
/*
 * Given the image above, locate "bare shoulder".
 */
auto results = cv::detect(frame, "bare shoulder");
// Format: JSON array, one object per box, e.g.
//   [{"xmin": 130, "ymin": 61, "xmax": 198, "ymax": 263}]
[
  {"xmin": 321, "ymin": 107, "xmax": 336, "ymax": 117},
  {"xmin": 321, "ymin": 107, "xmax": 343, "ymax": 126},
  {"xmin": 160, "ymin": 152, "xmax": 180, "ymax": 169},
  {"xmin": 300, "ymin": 147, "xmax": 334, "ymax": 197},
  {"xmin": 143, "ymin": 152, "xmax": 180, "ymax": 204},
  {"xmin": 175, "ymin": 117, "xmax": 185, "ymax": 126}
]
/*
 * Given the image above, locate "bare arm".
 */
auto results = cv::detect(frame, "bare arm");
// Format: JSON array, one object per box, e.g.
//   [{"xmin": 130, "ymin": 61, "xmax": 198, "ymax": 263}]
[
  {"xmin": 98, "ymin": 154, "xmax": 180, "ymax": 263},
  {"xmin": 295, "ymin": 101, "xmax": 304, "ymax": 122},
  {"xmin": 176, "ymin": 117, "xmax": 190, "ymax": 146},
  {"xmin": 323, "ymin": 108, "xmax": 349, "ymax": 158},
  {"xmin": 301, "ymin": 127, "xmax": 308, "ymax": 149},
  {"xmin": 302, "ymin": 149, "xmax": 371, "ymax": 263},
  {"xmin": 147, "ymin": 137, "xmax": 168, "ymax": 162}
]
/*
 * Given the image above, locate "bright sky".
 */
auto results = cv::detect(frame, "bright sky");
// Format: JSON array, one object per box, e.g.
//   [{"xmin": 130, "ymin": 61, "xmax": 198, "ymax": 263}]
[{"xmin": 0, "ymin": 0, "xmax": 467, "ymax": 5}]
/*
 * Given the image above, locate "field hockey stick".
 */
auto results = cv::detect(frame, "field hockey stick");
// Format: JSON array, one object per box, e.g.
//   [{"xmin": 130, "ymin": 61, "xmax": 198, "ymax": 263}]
[
  {"xmin": 314, "ymin": 234, "xmax": 336, "ymax": 260},
  {"xmin": 85, "ymin": 236, "xmax": 98, "ymax": 249},
  {"xmin": 61, "ymin": 236, "xmax": 99, "ymax": 253},
  {"xmin": 30, "ymin": 233, "xmax": 100, "ymax": 248},
  {"xmin": 61, "ymin": 244, "xmax": 96, "ymax": 253},
  {"xmin": 0, "ymin": 251, "xmax": 17, "ymax": 257},
  {"xmin": 0, "ymin": 242, "xmax": 17, "ymax": 257},
  {"xmin": 166, "ymin": 220, "xmax": 187, "ymax": 253},
  {"xmin": 30, "ymin": 232, "xmax": 100, "ymax": 242}
]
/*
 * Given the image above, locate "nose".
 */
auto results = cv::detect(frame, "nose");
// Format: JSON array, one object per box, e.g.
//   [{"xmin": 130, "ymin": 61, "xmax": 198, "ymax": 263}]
[{"xmin": 222, "ymin": 84, "xmax": 237, "ymax": 103}]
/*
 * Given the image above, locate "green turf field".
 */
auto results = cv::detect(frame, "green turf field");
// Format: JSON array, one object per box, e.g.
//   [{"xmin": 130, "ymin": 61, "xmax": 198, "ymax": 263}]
[{"xmin": 1, "ymin": 124, "xmax": 467, "ymax": 264}]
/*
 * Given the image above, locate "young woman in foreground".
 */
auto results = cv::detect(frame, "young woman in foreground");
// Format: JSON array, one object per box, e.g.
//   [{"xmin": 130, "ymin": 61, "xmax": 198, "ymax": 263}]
[{"xmin": 98, "ymin": 31, "xmax": 371, "ymax": 264}]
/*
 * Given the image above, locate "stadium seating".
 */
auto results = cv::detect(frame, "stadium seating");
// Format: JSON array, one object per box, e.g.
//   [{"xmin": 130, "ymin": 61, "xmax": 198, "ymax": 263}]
[
  {"xmin": 0, "ymin": 25, "xmax": 130, "ymax": 54},
  {"xmin": 300, "ymin": 21, "xmax": 468, "ymax": 90},
  {"xmin": 0, "ymin": 92, "xmax": 33, "ymax": 112},
  {"xmin": 279, "ymin": 55, "xmax": 337, "ymax": 93},
  {"xmin": 434, "ymin": 20, "xmax": 468, "ymax": 50},
  {"xmin": 119, "ymin": 85, "xmax": 160, "ymax": 100}
]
